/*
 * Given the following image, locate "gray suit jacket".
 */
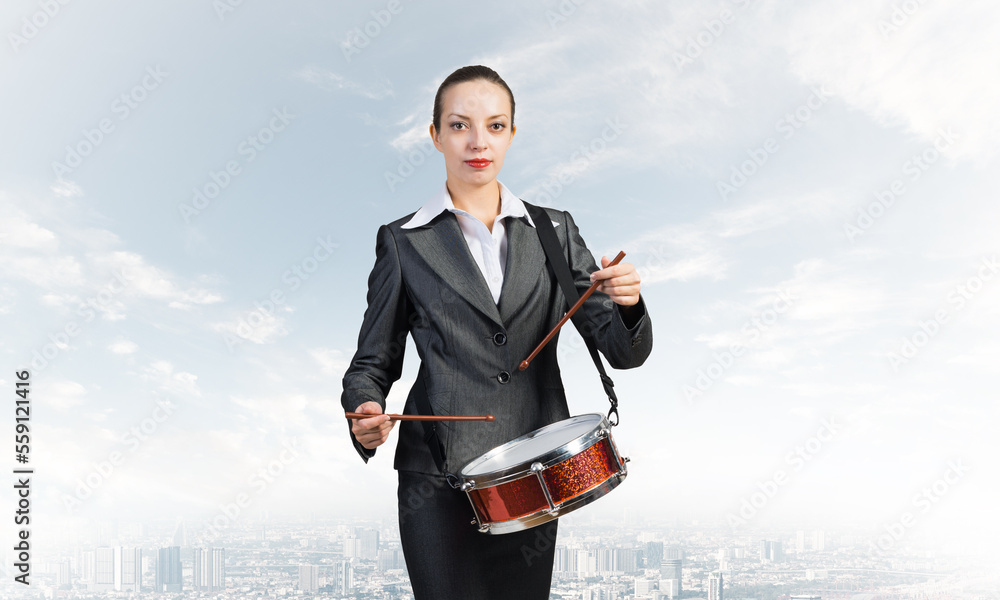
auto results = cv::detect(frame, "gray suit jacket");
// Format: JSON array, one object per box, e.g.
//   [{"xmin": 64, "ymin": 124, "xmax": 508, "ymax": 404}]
[{"xmin": 340, "ymin": 202, "xmax": 653, "ymax": 475}]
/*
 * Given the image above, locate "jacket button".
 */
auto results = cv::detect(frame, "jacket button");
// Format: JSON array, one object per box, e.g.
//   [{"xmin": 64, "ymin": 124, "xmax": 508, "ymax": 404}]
[
  {"xmin": 493, "ymin": 332, "xmax": 507, "ymax": 346},
  {"xmin": 496, "ymin": 371, "xmax": 510, "ymax": 384}
]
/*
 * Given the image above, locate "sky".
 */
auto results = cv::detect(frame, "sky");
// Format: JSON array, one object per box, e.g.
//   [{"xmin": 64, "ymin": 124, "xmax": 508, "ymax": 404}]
[{"xmin": 1, "ymin": 0, "xmax": 998, "ymax": 561}]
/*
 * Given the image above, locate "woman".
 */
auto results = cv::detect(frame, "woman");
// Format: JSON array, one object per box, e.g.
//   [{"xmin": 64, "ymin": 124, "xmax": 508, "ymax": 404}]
[{"xmin": 342, "ymin": 65, "xmax": 653, "ymax": 599}]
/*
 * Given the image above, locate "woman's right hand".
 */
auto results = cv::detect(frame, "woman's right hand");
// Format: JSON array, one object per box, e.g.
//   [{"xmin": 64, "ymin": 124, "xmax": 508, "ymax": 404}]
[{"xmin": 350, "ymin": 401, "xmax": 395, "ymax": 449}]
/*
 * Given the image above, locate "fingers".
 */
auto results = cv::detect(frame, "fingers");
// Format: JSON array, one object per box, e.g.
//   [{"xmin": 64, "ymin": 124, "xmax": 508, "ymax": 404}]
[
  {"xmin": 590, "ymin": 257, "xmax": 641, "ymax": 305},
  {"xmin": 590, "ymin": 257, "xmax": 641, "ymax": 287},
  {"xmin": 350, "ymin": 401, "xmax": 395, "ymax": 449}
]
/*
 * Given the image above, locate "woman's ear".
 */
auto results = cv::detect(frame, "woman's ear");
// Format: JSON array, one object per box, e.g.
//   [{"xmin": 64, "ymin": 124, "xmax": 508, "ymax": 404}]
[{"xmin": 429, "ymin": 123, "xmax": 443, "ymax": 152}]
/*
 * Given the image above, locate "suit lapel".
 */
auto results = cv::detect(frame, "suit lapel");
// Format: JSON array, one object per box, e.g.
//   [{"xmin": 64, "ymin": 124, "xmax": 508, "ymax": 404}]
[
  {"xmin": 406, "ymin": 212, "xmax": 504, "ymax": 327},
  {"xmin": 498, "ymin": 215, "xmax": 547, "ymax": 324}
]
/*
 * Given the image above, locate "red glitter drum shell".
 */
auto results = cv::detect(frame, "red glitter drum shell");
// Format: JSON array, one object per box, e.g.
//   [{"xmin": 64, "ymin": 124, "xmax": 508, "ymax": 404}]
[{"xmin": 468, "ymin": 437, "xmax": 622, "ymax": 524}]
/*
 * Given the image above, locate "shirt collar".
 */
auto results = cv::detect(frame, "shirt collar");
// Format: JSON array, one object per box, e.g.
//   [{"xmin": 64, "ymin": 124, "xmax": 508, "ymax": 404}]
[{"xmin": 401, "ymin": 181, "xmax": 536, "ymax": 229}]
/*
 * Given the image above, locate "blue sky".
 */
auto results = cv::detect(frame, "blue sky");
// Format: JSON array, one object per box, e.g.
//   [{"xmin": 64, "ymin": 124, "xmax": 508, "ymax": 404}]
[{"xmin": 1, "ymin": 0, "xmax": 998, "ymax": 557}]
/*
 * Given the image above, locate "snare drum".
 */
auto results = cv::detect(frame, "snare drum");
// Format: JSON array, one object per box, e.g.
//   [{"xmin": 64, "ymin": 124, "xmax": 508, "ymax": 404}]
[{"xmin": 456, "ymin": 413, "xmax": 628, "ymax": 534}]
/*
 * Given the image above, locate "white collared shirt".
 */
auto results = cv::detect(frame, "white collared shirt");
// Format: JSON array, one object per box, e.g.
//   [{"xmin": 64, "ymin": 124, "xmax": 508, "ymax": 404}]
[{"xmin": 402, "ymin": 181, "xmax": 557, "ymax": 304}]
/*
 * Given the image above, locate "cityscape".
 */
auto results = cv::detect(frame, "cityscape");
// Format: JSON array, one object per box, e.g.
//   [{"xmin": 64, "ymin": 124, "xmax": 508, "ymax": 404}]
[{"xmin": 1, "ymin": 513, "xmax": 994, "ymax": 599}]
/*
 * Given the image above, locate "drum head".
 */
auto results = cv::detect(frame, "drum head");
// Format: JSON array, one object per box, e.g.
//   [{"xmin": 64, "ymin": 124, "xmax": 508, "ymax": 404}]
[{"xmin": 461, "ymin": 414, "xmax": 604, "ymax": 477}]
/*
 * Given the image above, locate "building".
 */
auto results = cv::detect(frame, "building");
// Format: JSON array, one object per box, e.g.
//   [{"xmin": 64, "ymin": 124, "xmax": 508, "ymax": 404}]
[
  {"xmin": 336, "ymin": 560, "xmax": 353, "ymax": 594},
  {"xmin": 645, "ymin": 541, "xmax": 663, "ymax": 569},
  {"xmin": 299, "ymin": 565, "xmax": 319, "ymax": 593},
  {"xmin": 760, "ymin": 540, "xmax": 783, "ymax": 563},
  {"xmin": 358, "ymin": 528, "xmax": 380, "ymax": 560},
  {"xmin": 635, "ymin": 578, "xmax": 655, "ymax": 594},
  {"xmin": 156, "ymin": 546, "xmax": 182, "ymax": 592},
  {"xmin": 660, "ymin": 558, "xmax": 682, "ymax": 588},
  {"xmin": 659, "ymin": 578, "xmax": 680, "ymax": 598},
  {"xmin": 708, "ymin": 572, "xmax": 723, "ymax": 600},
  {"xmin": 114, "ymin": 547, "xmax": 141, "ymax": 592},
  {"xmin": 193, "ymin": 547, "xmax": 225, "ymax": 591},
  {"xmin": 56, "ymin": 560, "xmax": 71, "ymax": 589}
]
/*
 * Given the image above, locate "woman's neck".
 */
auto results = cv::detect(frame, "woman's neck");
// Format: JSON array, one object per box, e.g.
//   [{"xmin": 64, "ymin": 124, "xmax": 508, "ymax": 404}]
[{"xmin": 447, "ymin": 179, "xmax": 502, "ymax": 231}]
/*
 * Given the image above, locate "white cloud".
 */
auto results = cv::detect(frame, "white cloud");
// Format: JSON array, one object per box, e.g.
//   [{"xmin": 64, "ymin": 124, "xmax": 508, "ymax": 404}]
[
  {"xmin": 212, "ymin": 312, "xmax": 289, "ymax": 345},
  {"xmin": 310, "ymin": 347, "xmax": 350, "ymax": 376},
  {"xmin": 778, "ymin": 0, "xmax": 1000, "ymax": 163},
  {"xmin": 295, "ymin": 66, "xmax": 394, "ymax": 99},
  {"xmin": 50, "ymin": 179, "xmax": 83, "ymax": 197},
  {"xmin": 108, "ymin": 339, "xmax": 138, "ymax": 354},
  {"xmin": 44, "ymin": 380, "xmax": 88, "ymax": 410}
]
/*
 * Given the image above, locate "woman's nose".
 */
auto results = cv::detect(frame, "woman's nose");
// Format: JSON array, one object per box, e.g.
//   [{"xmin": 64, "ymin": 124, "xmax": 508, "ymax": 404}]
[{"xmin": 470, "ymin": 126, "xmax": 489, "ymax": 150}]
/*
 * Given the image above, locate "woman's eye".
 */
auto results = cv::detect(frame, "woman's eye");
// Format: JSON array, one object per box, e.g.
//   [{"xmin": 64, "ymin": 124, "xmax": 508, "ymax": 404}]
[
  {"xmin": 491, "ymin": 123, "xmax": 505, "ymax": 131},
  {"xmin": 451, "ymin": 122, "xmax": 466, "ymax": 130}
]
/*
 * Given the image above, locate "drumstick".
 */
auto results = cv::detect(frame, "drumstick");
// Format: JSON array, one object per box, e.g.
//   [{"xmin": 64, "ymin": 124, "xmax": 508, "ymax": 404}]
[
  {"xmin": 519, "ymin": 250, "xmax": 626, "ymax": 371},
  {"xmin": 346, "ymin": 412, "xmax": 495, "ymax": 422}
]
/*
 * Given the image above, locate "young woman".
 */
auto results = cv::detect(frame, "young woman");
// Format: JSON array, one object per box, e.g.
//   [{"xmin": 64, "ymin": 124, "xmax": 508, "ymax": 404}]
[{"xmin": 342, "ymin": 65, "xmax": 653, "ymax": 599}]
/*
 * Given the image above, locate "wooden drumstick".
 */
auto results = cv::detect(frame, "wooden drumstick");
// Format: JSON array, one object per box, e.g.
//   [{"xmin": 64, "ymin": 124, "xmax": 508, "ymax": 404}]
[
  {"xmin": 346, "ymin": 412, "xmax": 495, "ymax": 422},
  {"xmin": 519, "ymin": 250, "xmax": 626, "ymax": 371}
]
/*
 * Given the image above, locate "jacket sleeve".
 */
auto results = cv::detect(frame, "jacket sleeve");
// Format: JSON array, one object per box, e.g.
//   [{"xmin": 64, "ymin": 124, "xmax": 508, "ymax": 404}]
[
  {"xmin": 340, "ymin": 224, "xmax": 412, "ymax": 463},
  {"xmin": 563, "ymin": 210, "xmax": 653, "ymax": 369}
]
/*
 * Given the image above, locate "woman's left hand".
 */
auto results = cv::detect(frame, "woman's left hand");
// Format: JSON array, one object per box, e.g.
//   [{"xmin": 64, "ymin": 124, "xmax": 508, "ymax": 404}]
[{"xmin": 590, "ymin": 256, "xmax": 641, "ymax": 306}]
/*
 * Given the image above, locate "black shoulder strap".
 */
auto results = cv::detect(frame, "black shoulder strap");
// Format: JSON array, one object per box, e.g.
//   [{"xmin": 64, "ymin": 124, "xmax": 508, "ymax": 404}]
[{"xmin": 525, "ymin": 202, "xmax": 620, "ymax": 426}]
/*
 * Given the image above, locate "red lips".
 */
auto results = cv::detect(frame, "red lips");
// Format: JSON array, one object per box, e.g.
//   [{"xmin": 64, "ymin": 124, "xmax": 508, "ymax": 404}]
[{"xmin": 466, "ymin": 159, "xmax": 491, "ymax": 169}]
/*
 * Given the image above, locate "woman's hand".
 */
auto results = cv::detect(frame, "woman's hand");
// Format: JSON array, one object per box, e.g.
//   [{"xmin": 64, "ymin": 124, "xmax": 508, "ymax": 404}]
[
  {"xmin": 350, "ymin": 401, "xmax": 395, "ymax": 449},
  {"xmin": 590, "ymin": 255, "xmax": 641, "ymax": 306}
]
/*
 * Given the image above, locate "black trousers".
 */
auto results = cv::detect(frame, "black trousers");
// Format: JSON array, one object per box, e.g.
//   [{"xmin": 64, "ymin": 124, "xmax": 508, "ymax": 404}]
[{"xmin": 397, "ymin": 470, "xmax": 558, "ymax": 599}]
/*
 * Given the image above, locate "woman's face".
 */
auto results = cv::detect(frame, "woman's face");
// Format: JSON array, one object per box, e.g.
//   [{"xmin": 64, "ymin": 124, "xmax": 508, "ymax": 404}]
[{"xmin": 430, "ymin": 79, "xmax": 515, "ymax": 190}]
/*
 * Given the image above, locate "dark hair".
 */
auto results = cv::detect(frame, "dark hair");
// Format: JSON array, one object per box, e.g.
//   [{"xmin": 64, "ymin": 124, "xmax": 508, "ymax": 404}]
[{"xmin": 432, "ymin": 65, "xmax": 515, "ymax": 133}]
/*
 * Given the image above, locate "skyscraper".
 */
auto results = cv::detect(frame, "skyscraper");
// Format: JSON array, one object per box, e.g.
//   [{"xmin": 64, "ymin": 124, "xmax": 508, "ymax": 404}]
[
  {"xmin": 645, "ymin": 541, "xmax": 664, "ymax": 569},
  {"xmin": 94, "ymin": 547, "xmax": 115, "ymax": 591},
  {"xmin": 113, "ymin": 547, "xmax": 141, "ymax": 592},
  {"xmin": 156, "ymin": 546, "xmax": 183, "ymax": 592},
  {"xmin": 358, "ymin": 528, "xmax": 380, "ymax": 560},
  {"xmin": 760, "ymin": 540, "xmax": 783, "ymax": 563},
  {"xmin": 708, "ymin": 572, "xmax": 723, "ymax": 600},
  {"xmin": 193, "ymin": 547, "xmax": 226, "ymax": 591},
  {"xmin": 660, "ymin": 559, "xmax": 682, "ymax": 595},
  {"xmin": 336, "ymin": 560, "xmax": 353, "ymax": 594},
  {"xmin": 299, "ymin": 565, "xmax": 319, "ymax": 593}
]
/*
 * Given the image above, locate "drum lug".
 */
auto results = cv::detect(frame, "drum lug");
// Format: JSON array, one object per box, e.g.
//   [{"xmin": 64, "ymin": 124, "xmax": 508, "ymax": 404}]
[
  {"xmin": 598, "ymin": 428, "xmax": 610, "ymax": 439},
  {"xmin": 460, "ymin": 480, "xmax": 476, "ymax": 492},
  {"xmin": 531, "ymin": 462, "xmax": 558, "ymax": 513}
]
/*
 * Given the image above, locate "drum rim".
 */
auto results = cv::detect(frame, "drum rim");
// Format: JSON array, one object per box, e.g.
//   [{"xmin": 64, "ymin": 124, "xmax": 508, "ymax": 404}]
[{"xmin": 458, "ymin": 413, "xmax": 609, "ymax": 484}]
